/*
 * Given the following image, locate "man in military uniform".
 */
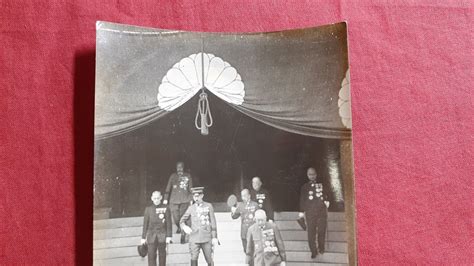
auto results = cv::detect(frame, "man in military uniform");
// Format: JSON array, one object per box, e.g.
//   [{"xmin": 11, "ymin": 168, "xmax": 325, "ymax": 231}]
[
  {"xmin": 180, "ymin": 187, "xmax": 219, "ymax": 266},
  {"xmin": 141, "ymin": 191, "xmax": 172, "ymax": 266},
  {"xmin": 250, "ymin": 177, "xmax": 274, "ymax": 222},
  {"xmin": 231, "ymin": 188, "xmax": 260, "ymax": 254},
  {"xmin": 298, "ymin": 167, "xmax": 330, "ymax": 258},
  {"xmin": 164, "ymin": 161, "xmax": 193, "ymax": 242},
  {"xmin": 246, "ymin": 210, "xmax": 286, "ymax": 266}
]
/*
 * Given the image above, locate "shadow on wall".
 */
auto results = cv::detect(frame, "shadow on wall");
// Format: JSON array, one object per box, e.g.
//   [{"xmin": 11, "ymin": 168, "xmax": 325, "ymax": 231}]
[{"xmin": 73, "ymin": 51, "xmax": 95, "ymax": 265}]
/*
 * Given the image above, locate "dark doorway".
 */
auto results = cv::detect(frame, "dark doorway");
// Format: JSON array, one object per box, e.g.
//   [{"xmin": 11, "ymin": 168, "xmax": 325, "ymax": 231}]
[{"xmin": 94, "ymin": 93, "xmax": 344, "ymax": 217}]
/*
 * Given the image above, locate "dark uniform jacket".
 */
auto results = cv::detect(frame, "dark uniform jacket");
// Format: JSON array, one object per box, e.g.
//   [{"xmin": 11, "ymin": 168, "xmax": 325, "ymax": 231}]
[
  {"xmin": 246, "ymin": 222, "xmax": 286, "ymax": 265},
  {"xmin": 231, "ymin": 200, "xmax": 259, "ymax": 239},
  {"xmin": 299, "ymin": 181, "xmax": 328, "ymax": 217},
  {"xmin": 179, "ymin": 201, "xmax": 217, "ymax": 243},
  {"xmin": 142, "ymin": 204, "xmax": 172, "ymax": 243},
  {"xmin": 164, "ymin": 172, "xmax": 193, "ymax": 204},
  {"xmin": 250, "ymin": 188, "xmax": 274, "ymax": 221}
]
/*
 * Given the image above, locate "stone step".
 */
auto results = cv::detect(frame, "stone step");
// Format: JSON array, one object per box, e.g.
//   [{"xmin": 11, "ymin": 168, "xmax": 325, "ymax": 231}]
[
  {"xmin": 94, "ymin": 220, "xmax": 346, "ymax": 236},
  {"xmin": 94, "ymin": 256, "xmax": 347, "ymax": 266},
  {"xmin": 281, "ymin": 231, "xmax": 347, "ymax": 242},
  {"xmin": 276, "ymin": 221, "xmax": 346, "ymax": 232},
  {"xmin": 286, "ymin": 251, "xmax": 348, "ymax": 264},
  {"xmin": 94, "ymin": 212, "xmax": 346, "ymax": 229},
  {"xmin": 275, "ymin": 212, "xmax": 345, "ymax": 222},
  {"xmin": 94, "ymin": 218, "xmax": 346, "ymax": 232},
  {"xmin": 94, "ymin": 250, "xmax": 347, "ymax": 264},
  {"xmin": 94, "ymin": 226, "xmax": 347, "ymax": 242},
  {"xmin": 94, "ymin": 236, "xmax": 347, "ymax": 253}
]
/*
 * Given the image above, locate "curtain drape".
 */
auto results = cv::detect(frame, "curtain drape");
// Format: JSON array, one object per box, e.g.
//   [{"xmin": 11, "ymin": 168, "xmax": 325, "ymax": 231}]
[{"xmin": 95, "ymin": 22, "xmax": 351, "ymax": 140}]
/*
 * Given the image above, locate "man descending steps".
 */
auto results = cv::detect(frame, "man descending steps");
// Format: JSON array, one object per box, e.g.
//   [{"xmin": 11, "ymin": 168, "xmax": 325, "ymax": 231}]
[
  {"xmin": 299, "ymin": 167, "xmax": 330, "ymax": 259},
  {"xmin": 163, "ymin": 161, "xmax": 193, "ymax": 244},
  {"xmin": 250, "ymin": 177, "xmax": 274, "ymax": 222},
  {"xmin": 140, "ymin": 191, "xmax": 172, "ymax": 266},
  {"xmin": 246, "ymin": 210, "xmax": 287, "ymax": 266},
  {"xmin": 180, "ymin": 187, "xmax": 219, "ymax": 266},
  {"xmin": 231, "ymin": 189, "xmax": 260, "ymax": 265}
]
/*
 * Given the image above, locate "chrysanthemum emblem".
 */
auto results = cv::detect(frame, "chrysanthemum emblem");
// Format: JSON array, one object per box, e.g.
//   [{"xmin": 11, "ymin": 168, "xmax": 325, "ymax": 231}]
[
  {"xmin": 338, "ymin": 69, "xmax": 351, "ymax": 129},
  {"xmin": 157, "ymin": 53, "xmax": 245, "ymax": 111}
]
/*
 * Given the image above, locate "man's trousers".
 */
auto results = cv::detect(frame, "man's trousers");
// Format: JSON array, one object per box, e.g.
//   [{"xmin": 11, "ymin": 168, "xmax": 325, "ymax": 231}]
[
  {"xmin": 306, "ymin": 213, "xmax": 327, "ymax": 254},
  {"xmin": 147, "ymin": 242, "xmax": 166, "ymax": 266},
  {"xmin": 189, "ymin": 241, "xmax": 213, "ymax": 265},
  {"xmin": 171, "ymin": 202, "xmax": 189, "ymax": 227}
]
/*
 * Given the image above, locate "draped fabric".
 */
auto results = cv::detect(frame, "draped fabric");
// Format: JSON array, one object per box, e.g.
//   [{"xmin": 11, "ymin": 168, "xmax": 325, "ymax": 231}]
[{"xmin": 95, "ymin": 22, "xmax": 351, "ymax": 139}]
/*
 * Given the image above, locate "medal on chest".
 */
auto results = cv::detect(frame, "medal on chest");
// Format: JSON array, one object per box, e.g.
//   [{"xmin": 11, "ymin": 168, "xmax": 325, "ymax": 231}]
[
  {"xmin": 309, "ymin": 183, "xmax": 323, "ymax": 200},
  {"xmin": 262, "ymin": 228, "xmax": 278, "ymax": 254},
  {"xmin": 256, "ymin": 193, "xmax": 265, "ymax": 207},
  {"xmin": 179, "ymin": 176, "xmax": 189, "ymax": 189},
  {"xmin": 245, "ymin": 205, "xmax": 256, "ymax": 221},
  {"xmin": 155, "ymin": 207, "xmax": 167, "ymax": 222},
  {"xmin": 197, "ymin": 205, "xmax": 210, "ymax": 225}
]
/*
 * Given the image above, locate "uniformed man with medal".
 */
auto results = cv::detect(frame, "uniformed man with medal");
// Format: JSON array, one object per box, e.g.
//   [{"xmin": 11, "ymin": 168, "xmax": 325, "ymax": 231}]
[
  {"xmin": 231, "ymin": 188, "xmax": 260, "ymax": 256},
  {"xmin": 298, "ymin": 167, "xmax": 330, "ymax": 258},
  {"xmin": 141, "ymin": 191, "xmax": 172, "ymax": 266},
  {"xmin": 246, "ymin": 209, "xmax": 287, "ymax": 266},
  {"xmin": 250, "ymin": 177, "xmax": 274, "ymax": 222},
  {"xmin": 163, "ymin": 161, "xmax": 193, "ymax": 243},
  {"xmin": 180, "ymin": 187, "xmax": 219, "ymax": 266}
]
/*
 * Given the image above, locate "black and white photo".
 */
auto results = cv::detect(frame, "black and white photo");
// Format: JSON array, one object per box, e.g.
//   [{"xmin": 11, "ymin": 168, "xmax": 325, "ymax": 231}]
[{"xmin": 93, "ymin": 21, "xmax": 356, "ymax": 265}]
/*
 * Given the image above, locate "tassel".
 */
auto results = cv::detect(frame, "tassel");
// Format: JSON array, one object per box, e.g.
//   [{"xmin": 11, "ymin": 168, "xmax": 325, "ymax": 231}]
[{"xmin": 195, "ymin": 92, "xmax": 213, "ymax": 135}]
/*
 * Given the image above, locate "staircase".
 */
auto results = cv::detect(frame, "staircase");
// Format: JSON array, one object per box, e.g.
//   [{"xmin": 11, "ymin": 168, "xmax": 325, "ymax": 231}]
[{"xmin": 93, "ymin": 212, "xmax": 348, "ymax": 265}]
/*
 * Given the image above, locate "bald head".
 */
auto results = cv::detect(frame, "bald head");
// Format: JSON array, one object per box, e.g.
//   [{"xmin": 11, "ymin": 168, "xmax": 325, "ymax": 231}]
[
  {"xmin": 241, "ymin": 188, "xmax": 250, "ymax": 202},
  {"xmin": 255, "ymin": 209, "xmax": 267, "ymax": 226},
  {"xmin": 151, "ymin": 191, "xmax": 162, "ymax": 205},
  {"xmin": 307, "ymin": 167, "xmax": 317, "ymax": 181},
  {"xmin": 176, "ymin": 161, "xmax": 184, "ymax": 175},
  {"xmin": 252, "ymin": 177, "xmax": 262, "ymax": 191},
  {"xmin": 255, "ymin": 209, "xmax": 267, "ymax": 220}
]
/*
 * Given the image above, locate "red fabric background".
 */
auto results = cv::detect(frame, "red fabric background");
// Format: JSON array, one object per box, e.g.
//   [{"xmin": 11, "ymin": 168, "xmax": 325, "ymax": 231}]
[{"xmin": 0, "ymin": 0, "xmax": 472, "ymax": 265}]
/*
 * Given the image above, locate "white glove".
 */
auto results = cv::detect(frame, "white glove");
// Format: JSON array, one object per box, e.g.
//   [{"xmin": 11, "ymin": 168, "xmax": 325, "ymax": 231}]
[
  {"xmin": 324, "ymin": 201, "xmax": 330, "ymax": 208},
  {"xmin": 212, "ymin": 238, "xmax": 219, "ymax": 246},
  {"xmin": 268, "ymin": 219, "xmax": 274, "ymax": 223},
  {"xmin": 182, "ymin": 224, "xmax": 192, "ymax": 234},
  {"xmin": 298, "ymin": 212, "xmax": 305, "ymax": 218},
  {"xmin": 163, "ymin": 200, "xmax": 168, "ymax": 205},
  {"xmin": 165, "ymin": 237, "xmax": 172, "ymax": 244},
  {"xmin": 280, "ymin": 261, "xmax": 286, "ymax": 266},
  {"xmin": 231, "ymin": 206, "xmax": 237, "ymax": 213},
  {"xmin": 140, "ymin": 239, "xmax": 146, "ymax": 245}
]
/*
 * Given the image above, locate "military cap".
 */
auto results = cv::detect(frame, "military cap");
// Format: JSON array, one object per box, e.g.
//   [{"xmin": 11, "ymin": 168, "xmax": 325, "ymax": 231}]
[{"xmin": 190, "ymin": 186, "xmax": 204, "ymax": 195}]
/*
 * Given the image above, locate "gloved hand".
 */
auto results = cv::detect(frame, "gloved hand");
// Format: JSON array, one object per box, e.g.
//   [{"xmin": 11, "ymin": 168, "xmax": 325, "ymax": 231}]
[
  {"xmin": 212, "ymin": 238, "xmax": 219, "ymax": 246},
  {"xmin": 165, "ymin": 237, "xmax": 172, "ymax": 244},
  {"xmin": 163, "ymin": 200, "xmax": 168, "ymax": 205},
  {"xmin": 182, "ymin": 224, "xmax": 192, "ymax": 234},
  {"xmin": 231, "ymin": 206, "xmax": 237, "ymax": 213},
  {"xmin": 140, "ymin": 239, "xmax": 146, "ymax": 245},
  {"xmin": 298, "ymin": 212, "xmax": 305, "ymax": 218},
  {"xmin": 324, "ymin": 201, "xmax": 330, "ymax": 208}
]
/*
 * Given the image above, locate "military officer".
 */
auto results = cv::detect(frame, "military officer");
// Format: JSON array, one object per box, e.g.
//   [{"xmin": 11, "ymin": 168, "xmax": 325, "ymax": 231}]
[
  {"xmin": 164, "ymin": 161, "xmax": 193, "ymax": 242},
  {"xmin": 231, "ymin": 188, "xmax": 260, "ymax": 254},
  {"xmin": 246, "ymin": 210, "xmax": 287, "ymax": 266},
  {"xmin": 299, "ymin": 167, "xmax": 330, "ymax": 258},
  {"xmin": 180, "ymin": 187, "xmax": 219, "ymax": 266},
  {"xmin": 250, "ymin": 177, "xmax": 274, "ymax": 222},
  {"xmin": 141, "ymin": 191, "xmax": 172, "ymax": 266}
]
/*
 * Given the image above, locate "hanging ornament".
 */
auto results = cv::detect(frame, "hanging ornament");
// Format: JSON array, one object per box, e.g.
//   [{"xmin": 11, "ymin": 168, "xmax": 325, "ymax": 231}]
[{"xmin": 195, "ymin": 91, "xmax": 213, "ymax": 135}]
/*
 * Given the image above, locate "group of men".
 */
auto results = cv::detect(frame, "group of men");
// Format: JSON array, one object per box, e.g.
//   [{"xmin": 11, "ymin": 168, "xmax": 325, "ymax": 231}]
[{"xmin": 141, "ymin": 161, "xmax": 330, "ymax": 265}]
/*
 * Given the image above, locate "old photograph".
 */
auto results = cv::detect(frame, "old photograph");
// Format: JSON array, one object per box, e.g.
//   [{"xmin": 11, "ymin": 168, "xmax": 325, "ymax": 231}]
[{"xmin": 93, "ymin": 21, "xmax": 356, "ymax": 266}]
